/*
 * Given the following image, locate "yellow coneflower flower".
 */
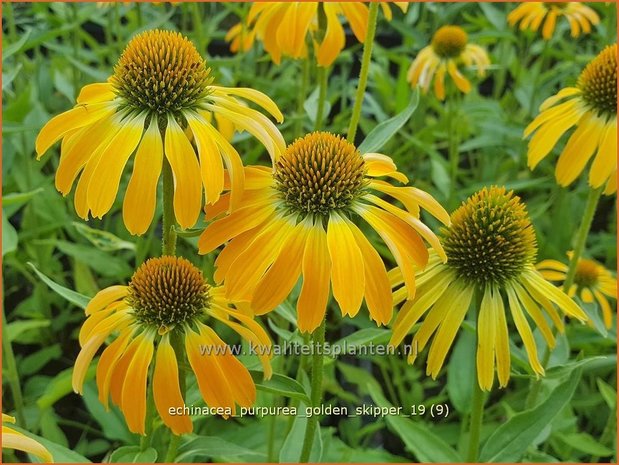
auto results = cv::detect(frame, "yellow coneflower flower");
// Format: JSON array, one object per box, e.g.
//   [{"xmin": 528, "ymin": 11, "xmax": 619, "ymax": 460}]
[
  {"xmin": 226, "ymin": 2, "xmax": 408, "ymax": 67},
  {"xmin": 199, "ymin": 132, "xmax": 449, "ymax": 333},
  {"xmin": 407, "ymin": 25, "xmax": 490, "ymax": 101},
  {"xmin": 525, "ymin": 45, "xmax": 617, "ymax": 195},
  {"xmin": 72, "ymin": 256, "xmax": 272, "ymax": 435},
  {"xmin": 537, "ymin": 252, "xmax": 616, "ymax": 328},
  {"xmin": 507, "ymin": 2, "xmax": 600, "ymax": 40},
  {"xmin": 35, "ymin": 29, "xmax": 285, "ymax": 235},
  {"xmin": 389, "ymin": 187, "xmax": 587, "ymax": 391},
  {"xmin": 2, "ymin": 414, "xmax": 53, "ymax": 463}
]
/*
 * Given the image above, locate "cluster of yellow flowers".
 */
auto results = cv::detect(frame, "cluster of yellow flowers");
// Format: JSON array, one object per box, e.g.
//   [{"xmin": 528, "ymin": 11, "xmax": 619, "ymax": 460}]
[{"xmin": 5, "ymin": 2, "xmax": 614, "ymax": 461}]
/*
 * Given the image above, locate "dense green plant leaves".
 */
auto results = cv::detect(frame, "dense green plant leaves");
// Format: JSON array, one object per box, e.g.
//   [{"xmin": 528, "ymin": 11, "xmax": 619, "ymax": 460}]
[
  {"xmin": 446, "ymin": 330, "xmax": 476, "ymax": 414},
  {"xmin": 479, "ymin": 369, "xmax": 583, "ymax": 463},
  {"xmin": 279, "ymin": 408, "xmax": 323, "ymax": 463},
  {"xmin": 175, "ymin": 436, "xmax": 265, "ymax": 462},
  {"xmin": 368, "ymin": 383, "xmax": 461, "ymax": 462},
  {"xmin": 6, "ymin": 424, "xmax": 91, "ymax": 463},
  {"xmin": 251, "ymin": 370, "xmax": 311, "ymax": 404},
  {"xmin": 73, "ymin": 222, "xmax": 136, "ymax": 252}
]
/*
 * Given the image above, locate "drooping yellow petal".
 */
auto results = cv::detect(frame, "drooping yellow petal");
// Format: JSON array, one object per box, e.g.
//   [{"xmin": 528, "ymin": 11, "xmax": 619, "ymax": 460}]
[
  {"xmin": 327, "ymin": 213, "xmax": 365, "ymax": 318},
  {"xmin": 2, "ymin": 427, "xmax": 54, "ymax": 463},
  {"xmin": 513, "ymin": 282, "xmax": 555, "ymax": 347},
  {"xmin": 316, "ymin": 3, "xmax": 346, "ymax": 67},
  {"xmin": 477, "ymin": 287, "xmax": 496, "ymax": 391},
  {"xmin": 209, "ymin": 86, "xmax": 284, "ymax": 123},
  {"xmin": 123, "ymin": 117, "xmax": 163, "ymax": 235},
  {"xmin": 153, "ymin": 334, "xmax": 192, "ymax": 435},
  {"xmin": 164, "ymin": 116, "xmax": 203, "ymax": 229},
  {"xmin": 506, "ymin": 285, "xmax": 544, "ymax": 376},
  {"xmin": 593, "ymin": 290, "xmax": 613, "ymax": 329},
  {"xmin": 349, "ymin": 221, "xmax": 393, "ymax": 325},
  {"xmin": 76, "ymin": 82, "xmax": 115, "ymax": 104},
  {"xmin": 186, "ymin": 112, "xmax": 224, "ymax": 204},
  {"xmin": 447, "ymin": 60, "xmax": 471, "ymax": 94},
  {"xmin": 298, "ymin": 223, "xmax": 331, "ymax": 333},
  {"xmin": 363, "ymin": 153, "xmax": 409, "ymax": 183},
  {"xmin": 339, "ymin": 2, "xmax": 368, "ymax": 43},
  {"xmin": 524, "ymin": 269, "xmax": 587, "ymax": 321},
  {"xmin": 426, "ymin": 285, "xmax": 473, "ymax": 378},
  {"xmin": 85, "ymin": 285, "xmax": 128, "ymax": 316},
  {"xmin": 542, "ymin": 9, "xmax": 557, "ymax": 39},
  {"xmin": 35, "ymin": 102, "xmax": 116, "ymax": 157},
  {"xmin": 589, "ymin": 122, "xmax": 617, "ymax": 188},
  {"xmin": 527, "ymin": 107, "xmax": 583, "ymax": 169},
  {"xmin": 251, "ymin": 221, "xmax": 308, "ymax": 314},
  {"xmin": 121, "ymin": 331, "xmax": 155, "ymax": 435},
  {"xmin": 494, "ymin": 290, "xmax": 510, "ymax": 387},
  {"xmin": 96, "ymin": 327, "xmax": 134, "ymax": 409}
]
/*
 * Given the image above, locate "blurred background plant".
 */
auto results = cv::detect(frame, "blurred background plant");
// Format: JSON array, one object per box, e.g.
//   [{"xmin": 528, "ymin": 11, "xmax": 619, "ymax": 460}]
[{"xmin": 2, "ymin": 2, "xmax": 617, "ymax": 463}]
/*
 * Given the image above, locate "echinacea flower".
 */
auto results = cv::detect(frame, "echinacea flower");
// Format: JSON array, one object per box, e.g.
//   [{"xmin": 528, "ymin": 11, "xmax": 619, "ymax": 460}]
[
  {"xmin": 538, "ymin": 252, "xmax": 616, "ymax": 328},
  {"xmin": 36, "ymin": 29, "xmax": 285, "ymax": 234},
  {"xmin": 226, "ymin": 2, "xmax": 408, "ymax": 67},
  {"xmin": 199, "ymin": 132, "xmax": 449, "ymax": 333},
  {"xmin": 407, "ymin": 25, "xmax": 490, "ymax": 100},
  {"xmin": 389, "ymin": 187, "xmax": 587, "ymax": 391},
  {"xmin": 507, "ymin": 2, "xmax": 600, "ymax": 40},
  {"xmin": 525, "ymin": 44, "xmax": 617, "ymax": 194},
  {"xmin": 72, "ymin": 256, "xmax": 272, "ymax": 435},
  {"xmin": 2, "ymin": 414, "xmax": 53, "ymax": 463}
]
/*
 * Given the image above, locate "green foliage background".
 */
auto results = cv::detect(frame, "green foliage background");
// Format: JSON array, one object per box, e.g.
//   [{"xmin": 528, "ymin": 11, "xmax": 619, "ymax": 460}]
[{"xmin": 2, "ymin": 2, "xmax": 617, "ymax": 463}]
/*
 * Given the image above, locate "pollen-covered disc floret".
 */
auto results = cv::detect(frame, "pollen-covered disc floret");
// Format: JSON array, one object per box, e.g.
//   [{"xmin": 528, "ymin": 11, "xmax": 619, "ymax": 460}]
[
  {"xmin": 112, "ymin": 30, "xmax": 213, "ymax": 115},
  {"xmin": 431, "ymin": 25, "xmax": 468, "ymax": 58},
  {"xmin": 442, "ymin": 187, "xmax": 537, "ymax": 287},
  {"xmin": 273, "ymin": 132, "xmax": 367, "ymax": 218},
  {"xmin": 127, "ymin": 256, "xmax": 210, "ymax": 328},
  {"xmin": 574, "ymin": 259, "xmax": 601, "ymax": 288},
  {"xmin": 577, "ymin": 44, "xmax": 617, "ymax": 119}
]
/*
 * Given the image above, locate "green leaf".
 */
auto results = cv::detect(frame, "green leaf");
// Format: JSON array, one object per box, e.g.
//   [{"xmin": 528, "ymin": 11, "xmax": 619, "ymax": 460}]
[
  {"xmin": 175, "ymin": 436, "xmax": 265, "ymax": 462},
  {"xmin": 479, "ymin": 369, "xmax": 582, "ymax": 462},
  {"xmin": 38, "ymin": 366, "xmax": 93, "ymax": 410},
  {"xmin": 279, "ymin": 406, "xmax": 323, "ymax": 463},
  {"xmin": 3, "ymin": 188, "xmax": 44, "ymax": 208},
  {"xmin": 73, "ymin": 222, "xmax": 136, "ymax": 252},
  {"xmin": 447, "ymin": 330, "xmax": 476, "ymax": 414},
  {"xmin": 251, "ymin": 370, "xmax": 310, "ymax": 404},
  {"xmin": 556, "ymin": 432, "xmax": 614, "ymax": 457},
  {"xmin": 5, "ymin": 319, "xmax": 50, "ymax": 343},
  {"xmin": 82, "ymin": 382, "xmax": 134, "ymax": 443},
  {"xmin": 596, "ymin": 378, "xmax": 617, "ymax": 410},
  {"xmin": 331, "ymin": 328, "xmax": 391, "ymax": 354},
  {"xmin": 27, "ymin": 262, "xmax": 90, "ymax": 309},
  {"xmin": 368, "ymin": 383, "xmax": 461, "ymax": 462},
  {"xmin": 109, "ymin": 446, "xmax": 157, "ymax": 463},
  {"xmin": 358, "ymin": 89, "xmax": 419, "ymax": 154},
  {"xmin": 3, "ymin": 29, "xmax": 33, "ymax": 61},
  {"xmin": 2, "ymin": 213, "xmax": 18, "ymax": 256}
]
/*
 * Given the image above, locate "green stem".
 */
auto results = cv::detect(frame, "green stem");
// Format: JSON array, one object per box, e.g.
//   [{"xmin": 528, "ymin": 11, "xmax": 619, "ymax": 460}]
[
  {"xmin": 299, "ymin": 321, "xmax": 326, "ymax": 463},
  {"xmin": 71, "ymin": 3, "xmax": 81, "ymax": 97},
  {"xmin": 191, "ymin": 3, "xmax": 205, "ymax": 53},
  {"xmin": 526, "ymin": 186, "xmax": 602, "ymax": 408},
  {"xmin": 295, "ymin": 59, "xmax": 310, "ymax": 137},
  {"xmin": 162, "ymin": 159, "xmax": 177, "ymax": 256},
  {"xmin": 346, "ymin": 1, "xmax": 379, "ymax": 143},
  {"xmin": 164, "ymin": 332, "xmax": 186, "ymax": 462},
  {"xmin": 314, "ymin": 66, "xmax": 329, "ymax": 131},
  {"xmin": 561, "ymin": 187, "xmax": 603, "ymax": 292},
  {"xmin": 466, "ymin": 380, "xmax": 484, "ymax": 462},
  {"xmin": 2, "ymin": 304, "xmax": 26, "ymax": 426},
  {"xmin": 447, "ymin": 96, "xmax": 461, "ymax": 202},
  {"xmin": 135, "ymin": 2, "xmax": 143, "ymax": 28},
  {"xmin": 5, "ymin": 2, "xmax": 18, "ymax": 43}
]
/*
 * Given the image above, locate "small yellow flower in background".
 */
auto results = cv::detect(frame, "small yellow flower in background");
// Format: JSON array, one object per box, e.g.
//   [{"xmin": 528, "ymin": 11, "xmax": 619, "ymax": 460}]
[
  {"xmin": 226, "ymin": 2, "xmax": 408, "ymax": 67},
  {"xmin": 2, "ymin": 414, "xmax": 53, "ymax": 463},
  {"xmin": 72, "ymin": 256, "xmax": 272, "ymax": 435},
  {"xmin": 389, "ymin": 187, "xmax": 587, "ymax": 391},
  {"xmin": 199, "ymin": 132, "xmax": 449, "ymax": 333},
  {"xmin": 407, "ymin": 25, "xmax": 490, "ymax": 100},
  {"xmin": 537, "ymin": 252, "xmax": 617, "ymax": 329},
  {"xmin": 507, "ymin": 2, "xmax": 600, "ymax": 40},
  {"xmin": 36, "ymin": 29, "xmax": 285, "ymax": 235},
  {"xmin": 525, "ymin": 44, "xmax": 617, "ymax": 195}
]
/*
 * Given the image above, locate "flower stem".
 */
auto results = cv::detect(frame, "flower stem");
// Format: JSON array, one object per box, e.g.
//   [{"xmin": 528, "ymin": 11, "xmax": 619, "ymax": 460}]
[
  {"xmin": 191, "ymin": 3, "xmax": 205, "ymax": 53},
  {"xmin": 299, "ymin": 320, "xmax": 326, "ymax": 463},
  {"xmin": 2, "ymin": 304, "xmax": 26, "ymax": 426},
  {"xmin": 162, "ymin": 158, "xmax": 177, "ymax": 256},
  {"xmin": 314, "ymin": 66, "xmax": 329, "ymax": 131},
  {"xmin": 347, "ymin": 1, "xmax": 379, "ymax": 144},
  {"xmin": 447, "ymin": 96, "xmax": 461, "ymax": 203},
  {"xmin": 164, "ymin": 332, "xmax": 186, "ymax": 462},
  {"xmin": 561, "ymin": 186, "xmax": 603, "ymax": 292},
  {"xmin": 466, "ymin": 291, "xmax": 485, "ymax": 463},
  {"xmin": 295, "ymin": 59, "xmax": 310, "ymax": 137}
]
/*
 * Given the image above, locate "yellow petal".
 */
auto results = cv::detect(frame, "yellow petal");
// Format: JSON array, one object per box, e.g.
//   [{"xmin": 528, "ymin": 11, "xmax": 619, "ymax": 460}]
[
  {"xmin": 589, "ymin": 122, "xmax": 617, "ymax": 188},
  {"xmin": 210, "ymin": 86, "xmax": 283, "ymax": 123},
  {"xmin": 76, "ymin": 82, "xmax": 115, "ymax": 104},
  {"xmin": 494, "ymin": 290, "xmax": 510, "ymax": 387},
  {"xmin": 447, "ymin": 60, "xmax": 471, "ymax": 94},
  {"xmin": 122, "ymin": 117, "xmax": 163, "ymax": 235},
  {"xmin": 506, "ymin": 285, "xmax": 544, "ymax": 376},
  {"xmin": 96, "ymin": 327, "xmax": 134, "ymax": 409},
  {"xmin": 524, "ymin": 269, "xmax": 588, "ymax": 321},
  {"xmin": 153, "ymin": 334, "xmax": 193, "ymax": 435},
  {"xmin": 316, "ymin": 3, "xmax": 346, "ymax": 67},
  {"xmin": 339, "ymin": 2, "xmax": 368, "ymax": 43},
  {"xmin": 513, "ymin": 282, "xmax": 555, "ymax": 347},
  {"xmin": 555, "ymin": 114, "xmax": 604, "ymax": 186},
  {"xmin": 327, "ymin": 213, "xmax": 365, "ymax": 317},
  {"xmin": 542, "ymin": 9, "xmax": 557, "ymax": 39},
  {"xmin": 477, "ymin": 287, "xmax": 496, "ymax": 391},
  {"xmin": 35, "ymin": 102, "xmax": 115, "ymax": 157},
  {"xmin": 349, "ymin": 221, "xmax": 393, "ymax": 325},
  {"xmin": 85, "ymin": 285, "xmax": 128, "ymax": 316},
  {"xmin": 363, "ymin": 153, "xmax": 409, "ymax": 183},
  {"xmin": 2, "ymin": 428, "xmax": 54, "ymax": 463},
  {"xmin": 298, "ymin": 223, "xmax": 331, "ymax": 333}
]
